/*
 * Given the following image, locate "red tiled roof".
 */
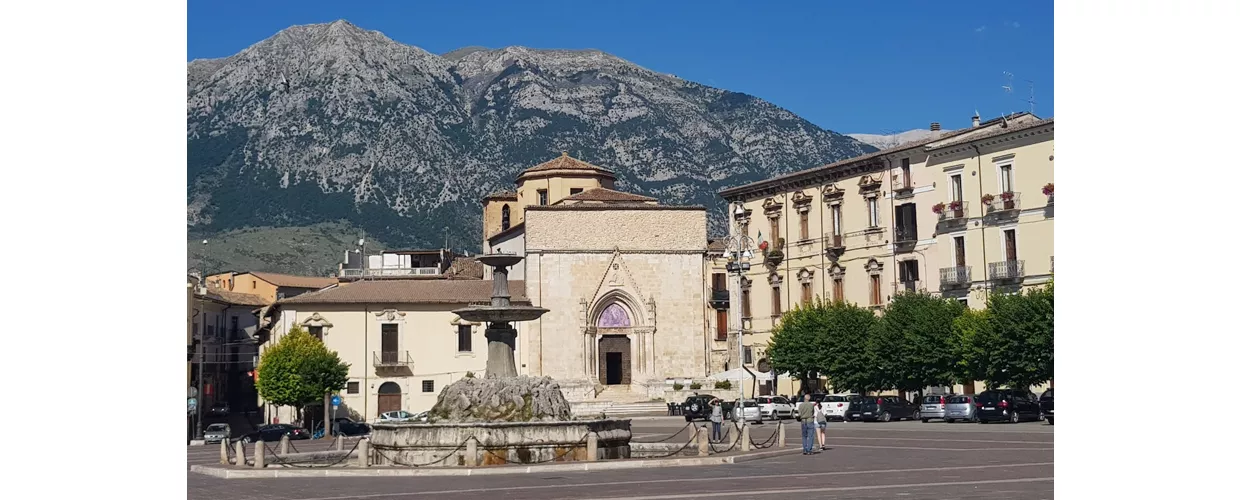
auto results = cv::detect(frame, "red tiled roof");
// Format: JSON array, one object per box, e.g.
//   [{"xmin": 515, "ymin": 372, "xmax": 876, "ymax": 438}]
[
  {"xmin": 519, "ymin": 152, "xmax": 616, "ymax": 176},
  {"xmin": 248, "ymin": 272, "xmax": 338, "ymax": 289},
  {"xmin": 277, "ymin": 280, "xmax": 529, "ymax": 305},
  {"xmin": 559, "ymin": 187, "xmax": 656, "ymax": 203}
]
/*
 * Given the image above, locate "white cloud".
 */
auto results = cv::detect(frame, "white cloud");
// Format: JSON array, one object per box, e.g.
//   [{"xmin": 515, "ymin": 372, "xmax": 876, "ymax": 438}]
[
  {"xmin": 1004, "ymin": 21, "xmax": 1021, "ymax": 29},
  {"xmin": 975, "ymin": 25, "xmax": 987, "ymax": 32}
]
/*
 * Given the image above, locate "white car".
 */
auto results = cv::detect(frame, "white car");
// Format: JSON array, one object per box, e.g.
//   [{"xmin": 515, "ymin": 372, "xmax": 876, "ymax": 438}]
[
  {"xmin": 821, "ymin": 394, "xmax": 858, "ymax": 421},
  {"xmin": 755, "ymin": 396, "xmax": 794, "ymax": 420},
  {"xmin": 377, "ymin": 410, "xmax": 427, "ymax": 423},
  {"xmin": 731, "ymin": 399, "xmax": 764, "ymax": 423}
]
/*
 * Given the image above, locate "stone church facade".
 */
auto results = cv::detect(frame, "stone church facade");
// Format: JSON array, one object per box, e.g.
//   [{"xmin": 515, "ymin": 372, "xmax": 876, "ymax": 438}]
[{"xmin": 482, "ymin": 154, "xmax": 711, "ymax": 401}]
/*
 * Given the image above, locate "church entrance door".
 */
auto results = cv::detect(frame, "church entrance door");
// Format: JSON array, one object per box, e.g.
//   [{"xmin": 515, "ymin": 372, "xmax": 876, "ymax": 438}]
[{"xmin": 598, "ymin": 335, "xmax": 631, "ymax": 386}]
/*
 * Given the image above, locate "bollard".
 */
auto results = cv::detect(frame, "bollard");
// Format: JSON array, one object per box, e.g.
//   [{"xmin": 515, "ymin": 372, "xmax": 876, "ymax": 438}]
[
  {"xmin": 280, "ymin": 434, "xmax": 290, "ymax": 455},
  {"xmin": 777, "ymin": 420, "xmax": 786, "ymax": 448},
  {"xmin": 219, "ymin": 438, "xmax": 229, "ymax": 464},
  {"xmin": 741, "ymin": 424, "xmax": 751, "ymax": 452},
  {"xmin": 335, "ymin": 434, "xmax": 343, "ymax": 451},
  {"xmin": 234, "ymin": 440, "xmax": 246, "ymax": 466},
  {"xmin": 697, "ymin": 426, "xmax": 709, "ymax": 456},
  {"xmin": 357, "ymin": 439, "xmax": 370, "ymax": 468},
  {"xmin": 253, "ymin": 440, "xmax": 265, "ymax": 468},
  {"xmin": 586, "ymin": 432, "xmax": 598, "ymax": 462},
  {"xmin": 465, "ymin": 438, "xmax": 478, "ymax": 467}
]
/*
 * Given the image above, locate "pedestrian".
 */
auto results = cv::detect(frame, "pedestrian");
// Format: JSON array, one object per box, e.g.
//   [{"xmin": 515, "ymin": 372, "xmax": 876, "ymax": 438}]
[
  {"xmin": 709, "ymin": 398, "xmax": 723, "ymax": 442},
  {"xmin": 814, "ymin": 401, "xmax": 828, "ymax": 451},
  {"xmin": 796, "ymin": 394, "xmax": 816, "ymax": 455}
]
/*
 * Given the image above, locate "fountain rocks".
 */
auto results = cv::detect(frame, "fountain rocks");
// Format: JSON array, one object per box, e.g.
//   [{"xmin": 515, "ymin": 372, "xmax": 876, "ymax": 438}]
[{"xmin": 369, "ymin": 253, "xmax": 633, "ymax": 466}]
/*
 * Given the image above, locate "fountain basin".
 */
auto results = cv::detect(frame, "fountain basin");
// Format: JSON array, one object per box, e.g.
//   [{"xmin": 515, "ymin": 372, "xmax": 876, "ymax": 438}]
[
  {"xmin": 369, "ymin": 419, "xmax": 632, "ymax": 466},
  {"xmin": 453, "ymin": 305, "xmax": 550, "ymax": 323}
]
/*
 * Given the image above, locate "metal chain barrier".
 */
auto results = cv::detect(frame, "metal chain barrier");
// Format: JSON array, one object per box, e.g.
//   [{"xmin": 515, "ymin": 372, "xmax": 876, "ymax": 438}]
[
  {"xmin": 262, "ymin": 439, "xmax": 361, "ymax": 468},
  {"xmin": 643, "ymin": 430, "xmax": 700, "ymax": 459},
  {"xmin": 708, "ymin": 426, "xmax": 744, "ymax": 454},
  {"xmin": 748, "ymin": 426, "xmax": 780, "ymax": 449},
  {"xmin": 632, "ymin": 422, "xmax": 696, "ymax": 444},
  {"xmin": 371, "ymin": 436, "xmax": 478, "ymax": 467},
  {"xmin": 504, "ymin": 433, "xmax": 592, "ymax": 465}
]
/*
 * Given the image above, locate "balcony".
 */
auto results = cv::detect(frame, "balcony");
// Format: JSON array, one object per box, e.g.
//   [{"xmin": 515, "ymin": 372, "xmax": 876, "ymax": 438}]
[
  {"xmin": 341, "ymin": 267, "xmax": 441, "ymax": 278},
  {"xmin": 892, "ymin": 177, "xmax": 915, "ymax": 198},
  {"xmin": 824, "ymin": 233, "xmax": 846, "ymax": 255},
  {"xmin": 936, "ymin": 201, "xmax": 969, "ymax": 227},
  {"xmin": 893, "ymin": 227, "xmax": 918, "ymax": 252},
  {"xmin": 940, "ymin": 266, "xmax": 972, "ymax": 289},
  {"xmin": 373, "ymin": 351, "xmax": 414, "ymax": 370},
  {"xmin": 988, "ymin": 260, "xmax": 1026, "ymax": 281},
  {"xmin": 710, "ymin": 289, "xmax": 730, "ymax": 310},
  {"xmin": 984, "ymin": 192, "xmax": 1021, "ymax": 219},
  {"xmin": 897, "ymin": 280, "xmax": 921, "ymax": 293}
]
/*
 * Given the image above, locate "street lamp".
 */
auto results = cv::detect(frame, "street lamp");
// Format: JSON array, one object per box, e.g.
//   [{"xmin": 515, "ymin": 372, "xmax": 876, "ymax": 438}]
[{"xmin": 721, "ymin": 203, "xmax": 756, "ymax": 412}]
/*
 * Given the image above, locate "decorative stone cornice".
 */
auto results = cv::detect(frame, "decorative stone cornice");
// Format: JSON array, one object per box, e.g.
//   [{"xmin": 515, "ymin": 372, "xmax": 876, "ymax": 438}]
[
  {"xmin": 740, "ymin": 276, "xmax": 754, "ymax": 290},
  {"xmin": 865, "ymin": 258, "xmax": 884, "ymax": 276},
  {"xmin": 858, "ymin": 173, "xmax": 883, "ymax": 192},
  {"xmin": 767, "ymin": 272, "xmax": 784, "ymax": 286},
  {"xmin": 373, "ymin": 309, "xmax": 406, "ymax": 322},
  {"xmin": 828, "ymin": 264, "xmax": 846, "ymax": 279},
  {"xmin": 822, "ymin": 183, "xmax": 845, "ymax": 200},
  {"xmin": 300, "ymin": 312, "xmax": 333, "ymax": 328},
  {"xmin": 796, "ymin": 268, "xmax": 814, "ymax": 284},
  {"xmin": 762, "ymin": 197, "xmax": 784, "ymax": 217}
]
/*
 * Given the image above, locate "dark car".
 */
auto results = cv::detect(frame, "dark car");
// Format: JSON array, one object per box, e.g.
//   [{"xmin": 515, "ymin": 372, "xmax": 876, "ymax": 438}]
[
  {"xmin": 681, "ymin": 395, "xmax": 720, "ymax": 421},
  {"xmin": 845, "ymin": 396, "xmax": 920, "ymax": 422},
  {"xmin": 1039, "ymin": 389, "xmax": 1054, "ymax": 425},
  {"xmin": 975, "ymin": 389, "xmax": 1043, "ymax": 423},
  {"xmin": 331, "ymin": 417, "xmax": 371, "ymax": 437},
  {"xmin": 240, "ymin": 424, "xmax": 309, "ymax": 443}
]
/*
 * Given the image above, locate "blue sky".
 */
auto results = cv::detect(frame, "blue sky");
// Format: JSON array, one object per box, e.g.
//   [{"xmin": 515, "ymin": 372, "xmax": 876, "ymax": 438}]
[{"xmin": 188, "ymin": 0, "xmax": 1053, "ymax": 134}]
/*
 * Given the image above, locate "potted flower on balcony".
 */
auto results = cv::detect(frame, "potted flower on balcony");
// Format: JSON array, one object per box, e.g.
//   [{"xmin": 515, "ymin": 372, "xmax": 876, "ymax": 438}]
[
  {"xmin": 999, "ymin": 191, "xmax": 1017, "ymax": 210},
  {"xmin": 765, "ymin": 238, "xmax": 785, "ymax": 266},
  {"xmin": 932, "ymin": 202, "xmax": 946, "ymax": 215},
  {"xmin": 1042, "ymin": 183, "xmax": 1054, "ymax": 196},
  {"xmin": 980, "ymin": 193, "xmax": 996, "ymax": 205},
  {"xmin": 949, "ymin": 200, "xmax": 964, "ymax": 218}
]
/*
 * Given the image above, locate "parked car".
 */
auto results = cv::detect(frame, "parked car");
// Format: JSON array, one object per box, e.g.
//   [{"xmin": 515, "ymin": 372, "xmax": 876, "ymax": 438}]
[
  {"xmin": 846, "ymin": 396, "xmax": 920, "ymax": 422},
  {"xmin": 331, "ymin": 417, "xmax": 371, "ymax": 436},
  {"xmin": 975, "ymin": 389, "xmax": 1043, "ymax": 423},
  {"xmin": 821, "ymin": 394, "xmax": 858, "ymax": 421},
  {"xmin": 731, "ymin": 399, "xmax": 763, "ymax": 424},
  {"xmin": 680, "ymin": 395, "xmax": 719, "ymax": 422},
  {"xmin": 378, "ymin": 410, "xmax": 425, "ymax": 423},
  {"xmin": 755, "ymin": 396, "xmax": 794, "ymax": 420},
  {"xmin": 240, "ymin": 424, "xmax": 308, "ymax": 443},
  {"xmin": 920, "ymin": 394, "xmax": 956, "ymax": 422},
  {"xmin": 207, "ymin": 402, "xmax": 230, "ymax": 417},
  {"xmin": 203, "ymin": 423, "xmax": 231, "ymax": 444},
  {"xmin": 792, "ymin": 393, "xmax": 827, "ymax": 415},
  {"xmin": 1039, "ymin": 389, "xmax": 1054, "ymax": 425},
  {"xmin": 944, "ymin": 395, "xmax": 978, "ymax": 423}
]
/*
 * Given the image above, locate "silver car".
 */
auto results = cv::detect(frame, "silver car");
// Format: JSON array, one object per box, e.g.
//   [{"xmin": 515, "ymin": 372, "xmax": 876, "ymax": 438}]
[
  {"xmin": 943, "ymin": 395, "xmax": 978, "ymax": 423},
  {"xmin": 920, "ymin": 394, "xmax": 955, "ymax": 422},
  {"xmin": 203, "ymin": 423, "xmax": 230, "ymax": 444},
  {"xmin": 730, "ymin": 399, "xmax": 764, "ymax": 424}
]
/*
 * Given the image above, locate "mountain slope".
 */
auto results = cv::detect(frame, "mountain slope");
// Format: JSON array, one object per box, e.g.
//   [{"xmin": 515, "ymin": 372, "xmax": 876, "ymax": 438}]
[
  {"xmin": 187, "ymin": 20, "xmax": 876, "ymax": 273},
  {"xmin": 847, "ymin": 129, "xmax": 950, "ymax": 149}
]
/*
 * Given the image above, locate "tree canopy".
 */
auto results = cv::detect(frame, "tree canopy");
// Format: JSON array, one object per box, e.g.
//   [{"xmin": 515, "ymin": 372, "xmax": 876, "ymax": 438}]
[
  {"xmin": 256, "ymin": 326, "xmax": 350, "ymax": 409},
  {"xmin": 869, "ymin": 292, "xmax": 966, "ymax": 392},
  {"xmin": 766, "ymin": 299, "xmax": 878, "ymax": 393}
]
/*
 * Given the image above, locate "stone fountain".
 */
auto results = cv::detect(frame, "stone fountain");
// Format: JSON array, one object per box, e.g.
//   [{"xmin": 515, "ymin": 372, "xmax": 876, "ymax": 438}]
[{"xmin": 368, "ymin": 253, "xmax": 632, "ymax": 466}]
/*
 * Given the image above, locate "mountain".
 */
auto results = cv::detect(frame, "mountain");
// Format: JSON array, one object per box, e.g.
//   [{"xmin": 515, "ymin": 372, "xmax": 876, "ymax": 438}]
[
  {"xmin": 846, "ymin": 129, "xmax": 951, "ymax": 150},
  {"xmin": 187, "ymin": 20, "xmax": 877, "ymax": 274}
]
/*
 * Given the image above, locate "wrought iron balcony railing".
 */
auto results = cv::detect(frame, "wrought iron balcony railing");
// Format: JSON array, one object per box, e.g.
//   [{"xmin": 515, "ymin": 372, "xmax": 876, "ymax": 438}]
[
  {"xmin": 374, "ymin": 351, "xmax": 413, "ymax": 368},
  {"xmin": 710, "ymin": 289, "xmax": 730, "ymax": 309},
  {"xmin": 937, "ymin": 201, "xmax": 969, "ymax": 223},
  {"xmin": 341, "ymin": 267, "xmax": 440, "ymax": 278},
  {"xmin": 824, "ymin": 233, "xmax": 845, "ymax": 253},
  {"xmin": 940, "ymin": 266, "xmax": 972, "ymax": 288},
  {"xmin": 985, "ymin": 192, "xmax": 1021, "ymax": 214},
  {"xmin": 988, "ymin": 260, "xmax": 1026, "ymax": 281}
]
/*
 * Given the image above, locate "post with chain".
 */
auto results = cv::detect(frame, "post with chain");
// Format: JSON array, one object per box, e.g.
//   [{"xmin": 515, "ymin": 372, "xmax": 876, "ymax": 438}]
[
  {"xmin": 253, "ymin": 440, "xmax": 265, "ymax": 468},
  {"xmin": 586, "ymin": 432, "xmax": 598, "ymax": 461},
  {"xmin": 741, "ymin": 423, "xmax": 751, "ymax": 452},
  {"xmin": 465, "ymin": 438, "xmax": 478, "ymax": 467},
  {"xmin": 219, "ymin": 438, "xmax": 229, "ymax": 464},
  {"xmin": 697, "ymin": 425, "xmax": 709, "ymax": 456},
  {"xmin": 335, "ymin": 434, "xmax": 343, "ymax": 451},
  {"xmin": 777, "ymin": 420, "xmax": 786, "ymax": 448},
  {"xmin": 280, "ymin": 434, "xmax": 290, "ymax": 455},
  {"xmin": 357, "ymin": 438, "xmax": 370, "ymax": 468},
  {"xmin": 234, "ymin": 440, "xmax": 246, "ymax": 467}
]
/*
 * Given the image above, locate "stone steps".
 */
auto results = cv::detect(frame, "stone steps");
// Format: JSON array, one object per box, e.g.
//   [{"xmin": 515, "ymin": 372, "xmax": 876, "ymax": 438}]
[{"xmin": 569, "ymin": 401, "xmax": 669, "ymax": 417}]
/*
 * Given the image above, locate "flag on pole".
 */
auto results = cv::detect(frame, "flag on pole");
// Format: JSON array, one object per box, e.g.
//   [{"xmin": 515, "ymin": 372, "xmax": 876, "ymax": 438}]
[{"xmin": 756, "ymin": 230, "xmax": 768, "ymax": 252}]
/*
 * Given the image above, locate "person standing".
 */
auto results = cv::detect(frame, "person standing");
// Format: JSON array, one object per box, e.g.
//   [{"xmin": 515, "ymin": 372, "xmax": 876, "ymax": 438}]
[
  {"xmin": 796, "ymin": 394, "xmax": 816, "ymax": 455},
  {"xmin": 709, "ymin": 398, "xmax": 724, "ymax": 443},
  {"xmin": 814, "ymin": 401, "xmax": 828, "ymax": 451}
]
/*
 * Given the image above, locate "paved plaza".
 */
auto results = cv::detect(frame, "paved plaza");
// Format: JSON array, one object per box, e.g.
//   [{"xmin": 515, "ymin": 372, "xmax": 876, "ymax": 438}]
[{"xmin": 188, "ymin": 416, "xmax": 1053, "ymax": 499}]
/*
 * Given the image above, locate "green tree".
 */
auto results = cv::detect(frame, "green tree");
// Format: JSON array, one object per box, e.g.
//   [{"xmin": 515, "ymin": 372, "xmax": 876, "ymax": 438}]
[
  {"xmin": 869, "ymin": 292, "xmax": 966, "ymax": 394},
  {"xmin": 950, "ymin": 307, "xmax": 992, "ymax": 386},
  {"xmin": 970, "ymin": 283, "xmax": 1054, "ymax": 390},
  {"xmin": 767, "ymin": 301, "xmax": 825, "ymax": 384},
  {"xmin": 256, "ymin": 326, "xmax": 350, "ymax": 417},
  {"xmin": 814, "ymin": 300, "xmax": 880, "ymax": 393}
]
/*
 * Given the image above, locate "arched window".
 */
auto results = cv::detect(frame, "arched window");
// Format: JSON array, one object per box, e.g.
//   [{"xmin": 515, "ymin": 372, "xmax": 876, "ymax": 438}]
[
  {"xmin": 501, "ymin": 204, "xmax": 511, "ymax": 230},
  {"xmin": 597, "ymin": 303, "xmax": 631, "ymax": 328}
]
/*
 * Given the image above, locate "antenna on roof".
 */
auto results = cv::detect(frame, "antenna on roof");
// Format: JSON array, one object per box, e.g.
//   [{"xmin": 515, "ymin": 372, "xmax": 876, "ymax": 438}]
[
  {"xmin": 1001, "ymin": 71, "xmax": 1014, "ymax": 95},
  {"xmin": 1025, "ymin": 80, "xmax": 1036, "ymax": 114}
]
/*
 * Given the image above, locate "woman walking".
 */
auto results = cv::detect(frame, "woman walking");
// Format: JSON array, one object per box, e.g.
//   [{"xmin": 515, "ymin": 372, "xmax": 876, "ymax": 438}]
[
  {"xmin": 709, "ymin": 398, "xmax": 723, "ymax": 443},
  {"xmin": 813, "ymin": 401, "xmax": 828, "ymax": 451}
]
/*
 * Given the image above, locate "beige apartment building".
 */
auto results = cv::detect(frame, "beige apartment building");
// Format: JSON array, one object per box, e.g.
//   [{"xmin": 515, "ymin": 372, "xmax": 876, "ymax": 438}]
[
  {"xmin": 206, "ymin": 271, "xmax": 338, "ymax": 303},
  {"xmin": 717, "ymin": 112, "xmax": 1054, "ymax": 396}
]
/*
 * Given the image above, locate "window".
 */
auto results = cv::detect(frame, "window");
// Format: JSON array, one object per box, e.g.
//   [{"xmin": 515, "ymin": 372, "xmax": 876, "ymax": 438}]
[
  {"xmin": 954, "ymin": 236, "xmax": 966, "ymax": 267},
  {"xmin": 715, "ymin": 309, "xmax": 728, "ymax": 341},
  {"xmin": 769, "ymin": 217, "xmax": 780, "ymax": 246},
  {"xmin": 570, "ymin": 188, "xmax": 583, "ymax": 195},
  {"xmin": 894, "ymin": 203, "xmax": 917, "ymax": 241},
  {"xmin": 869, "ymin": 274, "xmax": 882, "ymax": 305},
  {"xmin": 801, "ymin": 282, "xmax": 812, "ymax": 305},
  {"xmin": 230, "ymin": 316, "xmax": 239, "ymax": 337},
  {"xmin": 951, "ymin": 174, "xmax": 963, "ymax": 202},
  {"xmin": 712, "ymin": 273, "xmax": 727, "ymax": 292},
  {"xmin": 1004, "ymin": 229, "xmax": 1018, "ymax": 261},
  {"xmin": 999, "ymin": 164, "xmax": 1013, "ymax": 193},
  {"xmin": 898, "ymin": 260, "xmax": 920, "ymax": 286},
  {"xmin": 501, "ymin": 204, "xmax": 511, "ymax": 230},
  {"xmin": 832, "ymin": 278, "xmax": 844, "ymax": 302},
  {"xmin": 346, "ymin": 382, "xmax": 359, "ymax": 394},
  {"xmin": 900, "ymin": 158, "xmax": 911, "ymax": 187},
  {"xmin": 422, "ymin": 380, "xmax": 435, "ymax": 393},
  {"xmin": 252, "ymin": 280, "xmax": 257, "ymax": 289},
  {"xmin": 308, "ymin": 325, "xmax": 323, "ymax": 341},
  {"xmin": 537, "ymin": 189, "xmax": 549, "ymax": 205},
  {"xmin": 771, "ymin": 285, "xmax": 782, "ymax": 316},
  {"xmin": 799, "ymin": 211, "xmax": 809, "ymax": 240},
  {"xmin": 457, "ymin": 324, "xmax": 472, "ymax": 352},
  {"xmin": 381, "ymin": 323, "xmax": 399, "ymax": 364},
  {"xmin": 830, "ymin": 205, "xmax": 842, "ymax": 235},
  {"xmin": 866, "ymin": 198, "xmax": 879, "ymax": 228},
  {"xmin": 743, "ymin": 346, "xmax": 754, "ymax": 365},
  {"xmin": 956, "ymin": 297, "xmax": 968, "ymax": 307},
  {"xmin": 741, "ymin": 289, "xmax": 752, "ymax": 318}
]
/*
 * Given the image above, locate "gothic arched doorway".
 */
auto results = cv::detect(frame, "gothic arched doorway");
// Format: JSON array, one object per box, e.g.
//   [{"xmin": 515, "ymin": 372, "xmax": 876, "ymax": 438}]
[{"xmin": 377, "ymin": 382, "xmax": 402, "ymax": 415}]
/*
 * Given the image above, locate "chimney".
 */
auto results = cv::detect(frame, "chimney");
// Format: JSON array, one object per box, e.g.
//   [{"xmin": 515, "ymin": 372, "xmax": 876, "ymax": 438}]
[
  {"xmin": 930, "ymin": 122, "xmax": 941, "ymax": 131},
  {"xmin": 972, "ymin": 113, "xmax": 981, "ymax": 128}
]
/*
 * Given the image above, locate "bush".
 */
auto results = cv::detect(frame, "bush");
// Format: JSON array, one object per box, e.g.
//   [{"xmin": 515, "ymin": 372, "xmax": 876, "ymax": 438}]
[
  {"xmin": 689, "ymin": 382, "xmax": 702, "ymax": 390},
  {"xmin": 672, "ymin": 383, "xmax": 684, "ymax": 390},
  {"xmin": 714, "ymin": 380, "xmax": 732, "ymax": 390}
]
